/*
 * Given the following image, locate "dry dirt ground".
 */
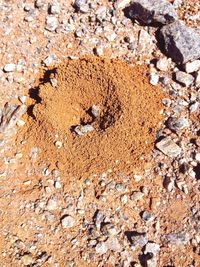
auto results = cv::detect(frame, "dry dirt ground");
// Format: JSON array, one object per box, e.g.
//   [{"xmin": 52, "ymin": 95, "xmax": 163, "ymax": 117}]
[{"xmin": 0, "ymin": 0, "xmax": 200, "ymax": 267}]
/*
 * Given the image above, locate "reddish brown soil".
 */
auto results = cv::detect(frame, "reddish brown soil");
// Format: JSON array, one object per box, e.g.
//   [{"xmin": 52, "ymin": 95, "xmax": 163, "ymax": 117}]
[{"xmin": 18, "ymin": 56, "xmax": 164, "ymax": 180}]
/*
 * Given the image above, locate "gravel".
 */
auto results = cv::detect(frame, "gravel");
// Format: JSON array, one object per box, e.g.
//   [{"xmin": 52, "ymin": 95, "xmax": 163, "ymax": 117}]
[
  {"xmin": 149, "ymin": 73, "xmax": 159, "ymax": 85},
  {"xmin": 184, "ymin": 60, "xmax": 200, "ymax": 73},
  {"xmin": 175, "ymin": 71, "xmax": 194, "ymax": 87},
  {"xmin": 156, "ymin": 57, "xmax": 169, "ymax": 71},
  {"xmin": 95, "ymin": 242, "xmax": 108, "ymax": 255},
  {"xmin": 45, "ymin": 16, "xmax": 58, "ymax": 32},
  {"xmin": 61, "ymin": 215, "xmax": 75, "ymax": 228},
  {"xmin": 130, "ymin": 232, "xmax": 148, "ymax": 247},
  {"xmin": 144, "ymin": 242, "xmax": 160, "ymax": 255},
  {"xmin": 3, "ymin": 64, "xmax": 16, "ymax": 72},
  {"xmin": 156, "ymin": 137, "xmax": 182, "ymax": 157},
  {"xmin": 74, "ymin": 124, "xmax": 94, "ymax": 135},
  {"xmin": 167, "ymin": 117, "xmax": 189, "ymax": 131}
]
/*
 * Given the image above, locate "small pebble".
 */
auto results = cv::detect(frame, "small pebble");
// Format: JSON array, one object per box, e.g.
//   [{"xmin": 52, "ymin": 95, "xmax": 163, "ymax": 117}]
[
  {"xmin": 17, "ymin": 119, "xmax": 26, "ymax": 127},
  {"xmin": 120, "ymin": 194, "xmax": 128, "ymax": 204},
  {"xmin": 189, "ymin": 102, "xmax": 199, "ymax": 113},
  {"xmin": 61, "ymin": 215, "xmax": 75, "ymax": 228},
  {"xmin": 130, "ymin": 191, "xmax": 144, "ymax": 201},
  {"xmin": 95, "ymin": 242, "xmax": 108, "ymax": 255},
  {"xmin": 4, "ymin": 64, "xmax": 16, "ymax": 72},
  {"xmin": 156, "ymin": 137, "xmax": 182, "ymax": 158},
  {"xmin": 45, "ymin": 16, "xmax": 58, "ymax": 31},
  {"xmin": 54, "ymin": 181, "xmax": 61, "ymax": 189},
  {"xmin": 46, "ymin": 198, "xmax": 58, "ymax": 210},
  {"xmin": 54, "ymin": 141, "xmax": 62, "ymax": 149},
  {"xmin": 74, "ymin": 124, "xmax": 94, "ymax": 136},
  {"xmin": 144, "ymin": 242, "xmax": 160, "ymax": 255},
  {"xmin": 185, "ymin": 60, "xmax": 200, "ymax": 73},
  {"xmin": 156, "ymin": 57, "xmax": 169, "ymax": 71},
  {"xmin": 43, "ymin": 54, "xmax": 57, "ymax": 66},
  {"xmin": 175, "ymin": 71, "xmax": 194, "ymax": 87},
  {"xmin": 128, "ymin": 42, "xmax": 135, "ymax": 50},
  {"xmin": 167, "ymin": 117, "xmax": 189, "ymax": 131},
  {"xmin": 91, "ymin": 105, "xmax": 101, "ymax": 117},
  {"xmin": 195, "ymin": 153, "xmax": 200, "ymax": 161},
  {"xmin": 94, "ymin": 46, "xmax": 104, "ymax": 56},
  {"xmin": 141, "ymin": 211, "xmax": 155, "ymax": 222},
  {"xmin": 150, "ymin": 73, "xmax": 159, "ymax": 86},
  {"xmin": 50, "ymin": 2, "xmax": 60, "ymax": 14},
  {"xmin": 21, "ymin": 254, "xmax": 34, "ymax": 266}
]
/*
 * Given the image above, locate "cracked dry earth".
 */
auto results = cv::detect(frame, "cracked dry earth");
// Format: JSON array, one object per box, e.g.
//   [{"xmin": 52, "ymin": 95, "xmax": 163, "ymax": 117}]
[{"xmin": 0, "ymin": 0, "xmax": 200, "ymax": 267}]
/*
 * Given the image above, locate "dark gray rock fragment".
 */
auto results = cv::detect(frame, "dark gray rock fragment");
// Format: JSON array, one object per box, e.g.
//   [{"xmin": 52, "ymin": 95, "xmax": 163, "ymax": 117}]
[
  {"xmin": 160, "ymin": 21, "xmax": 200, "ymax": 64},
  {"xmin": 127, "ymin": 0, "xmax": 177, "ymax": 25}
]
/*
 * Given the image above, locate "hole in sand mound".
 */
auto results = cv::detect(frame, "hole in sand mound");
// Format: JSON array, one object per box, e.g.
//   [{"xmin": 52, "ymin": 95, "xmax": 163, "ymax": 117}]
[{"xmin": 19, "ymin": 56, "xmax": 164, "ymax": 178}]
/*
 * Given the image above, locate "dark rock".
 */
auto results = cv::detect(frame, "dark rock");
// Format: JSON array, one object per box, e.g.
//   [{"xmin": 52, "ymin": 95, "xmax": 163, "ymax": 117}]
[
  {"xmin": 126, "ymin": 0, "xmax": 177, "ymax": 25},
  {"xmin": 160, "ymin": 21, "xmax": 200, "ymax": 64}
]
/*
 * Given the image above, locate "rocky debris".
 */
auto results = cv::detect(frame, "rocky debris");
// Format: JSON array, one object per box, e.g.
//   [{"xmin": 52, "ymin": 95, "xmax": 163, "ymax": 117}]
[
  {"xmin": 54, "ymin": 141, "xmax": 62, "ymax": 149},
  {"xmin": 21, "ymin": 254, "xmax": 34, "ymax": 266},
  {"xmin": 0, "ymin": 103, "xmax": 27, "ymax": 133},
  {"xmin": 144, "ymin": 242, "xmax": 160, "ymax": 255},
  {"xmin": 94, "ymin": 210, "xmax": 104, "ymax": 231},
  {"xmin": 74, "ymin": 124, "xmax": 94, "ymax": 136},
  {"xmin": 195, "ymin": 71, "xmax": 200, "ymax": 85},
  {"xmin": 167, "ymin": 117, "xmax": 189, "ymax": 132},
  {"xmin": 61, "ymin": 215, "xmax": 75, "ymax": 228},
  {"xmin": 101, "ymin": 223, "xmax": 119, "ymax": 236},
  {"xmin": 106, "ymin": 236, "xmax": 122, "ymax": 252},
  {"xmin": 45, "ymin": 16, "xmax": 58, "ymax": 32},
  {"xmin": 35, "ymin": 0, "xmax": 45, "ymax": 8},
  {"xmin": 173, "ymin": 0, "xmax": 183, "ymax": 8},
  {"xmin": 3, "ymin": 63, "xmax": 16, "ymax": 72},
  {"xmin": 156, "ymin": 137, "xmax": 182, "ymax": 157},
  {"xmin": 18, "ymin": 95, "xmax": 27, "ymax": 104},
  {"xmin": 91, "ymin": 105, "xmax": 101, "ymax": 117},
  {"xmin": 163, "ymin": 176, "xmax": 174, "ymax": 192},
  {"xmin": 46, "ymin": 197, "xmax": 58, "ymax": 210},
  {"xmin": 137, "ymin": 29, "xmax": 153, "ymax": 54},
  {"xmin": 175, "ymin": 71, "xmax": 194, "ymax": 87},
  {"xmin": 141, "ymin": 211, "xmax": 155, "ymax": 222},
  {"xmin": 127, "ymin": 0, "xmax": 177, "ymax": 25},
  {"xmin": 95, "ymin": 242, "xmax": 108, "ymax": 255},
  {"xmin": 50, "ymin": 2, "xmax": 61, "ymax": 15},
  {"xmin": 149, "ymin": 73, "xmax": 159, "ymax": 85},
  {"xmin": 73, "ymin": 0, "xmax": 89, "ymax": 13},
  {"xmin": 161, "ymin": 232, "xmax": 188, "ymax": 245},
  {"xmin": 43, "ymin": 54, "xmax": 57, "ymax": 66},
  {"xmin": 189, "ymin": 102, "xmax": 199, "ymax": 113},
  {"xmin": 185, "ymin": 60, "xmax": 200, "ymax": 73},
  {"xmin": 1, "ymin": 0, "xmax": 200, "ymax": 266},
  {"xmin": 156, "ymin": 57, "xmax": 169, "ymax": 71},
  {"xmin": 115, "ymin": 0, "xmax": 132, "ymax": 9},
  {"xmin": 144, "ymin": 256, "xmax": 157, "ymax": 267},
  {"xmin": 130, "ymin": 191, "xmax": 144, "ymax": 201},
  {"xmin": 160, "ymin": 21, "xmax": 200, "ymax": 64},
  {"xmin": 130, "ymin": 232, "xmax": 148, "ymax": 247}
]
